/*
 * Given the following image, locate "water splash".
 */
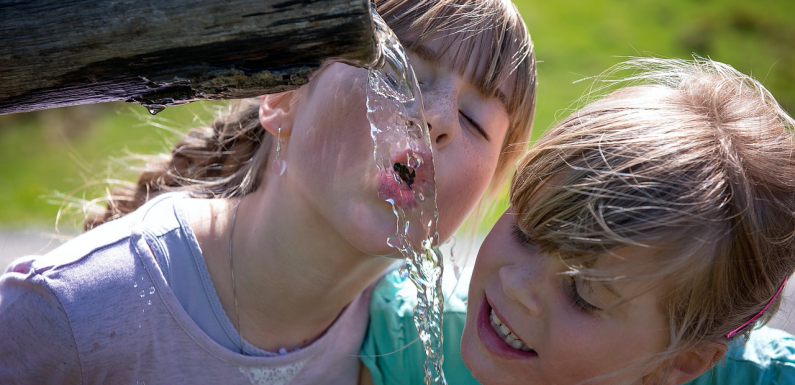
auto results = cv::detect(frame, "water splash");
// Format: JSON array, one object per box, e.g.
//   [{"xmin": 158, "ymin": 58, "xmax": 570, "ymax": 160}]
[{"xmin": 367, "ymin": 10, "xmax": 446, "ymax": 385}]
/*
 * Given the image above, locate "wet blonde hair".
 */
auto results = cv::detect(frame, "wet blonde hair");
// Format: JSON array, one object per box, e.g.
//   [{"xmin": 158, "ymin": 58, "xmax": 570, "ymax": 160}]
[
  {"xmin": 85, "ymin": 0, "xmax": 536, "ymax": 230},
  {"xmin": 511, "ymin": 57, "xmax": 795, "ymax": 380}
]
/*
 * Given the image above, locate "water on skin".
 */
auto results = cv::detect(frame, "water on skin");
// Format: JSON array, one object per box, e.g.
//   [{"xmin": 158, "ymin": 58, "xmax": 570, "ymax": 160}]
[{"xmin": 366, "ymin": 10, "xmax": 446, "ymax": 385}]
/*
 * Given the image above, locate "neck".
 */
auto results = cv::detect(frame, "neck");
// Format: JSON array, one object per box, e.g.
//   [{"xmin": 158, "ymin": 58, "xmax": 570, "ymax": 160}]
[{"xmin": 189, "ymin": 186, "xmax": 397, "ymax": 352}]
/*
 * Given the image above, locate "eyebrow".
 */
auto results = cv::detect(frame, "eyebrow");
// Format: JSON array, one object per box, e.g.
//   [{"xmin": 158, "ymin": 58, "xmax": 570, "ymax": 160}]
[{"xmin": 408, "ymin": 43, "xmax": 509, "ymax": 108}]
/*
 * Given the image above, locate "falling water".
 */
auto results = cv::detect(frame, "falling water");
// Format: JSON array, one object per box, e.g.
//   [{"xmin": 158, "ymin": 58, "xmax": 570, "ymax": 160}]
[{"xmin": 366, "ymin": 10, "xmax": 446, "ymax": 385}]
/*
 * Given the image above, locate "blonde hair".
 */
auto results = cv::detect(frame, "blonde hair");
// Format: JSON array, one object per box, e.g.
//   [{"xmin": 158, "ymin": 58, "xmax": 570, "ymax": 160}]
[
  {"xmin": 511, "ymin": 57, "xmax": 795, "ymax": 380},
  {"xmin": 85, "ymin": 0, "xmax": 536, "ymax": 230}
]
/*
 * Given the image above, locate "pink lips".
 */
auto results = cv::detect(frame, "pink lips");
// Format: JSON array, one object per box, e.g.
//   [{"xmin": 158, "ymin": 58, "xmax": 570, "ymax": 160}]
[
  {"xmin": 477, "ymin": 295, "xmax": 538, "ymax": 360},
  {"xmin": 377, "ymin": 148, "xmax": 432, "ymax": 210}
]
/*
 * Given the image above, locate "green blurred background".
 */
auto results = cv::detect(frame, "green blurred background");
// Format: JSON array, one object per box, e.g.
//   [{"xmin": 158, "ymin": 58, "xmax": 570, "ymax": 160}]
[{"xmin": 1, "ymin": 0, "xmax": 794, "ymax": 231}]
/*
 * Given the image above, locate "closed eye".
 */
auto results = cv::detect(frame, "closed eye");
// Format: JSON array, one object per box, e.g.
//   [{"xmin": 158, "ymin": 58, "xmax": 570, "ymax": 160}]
[
  {"xmin": 460, "ymin": 111, "xmax": 489, "ymax": 142},
  {"xmin": 568, "ymin": 277, "xmax": 601, "ymax": 314},
  {"xmin": 512, "ymin": 222, "xmax": 531, "ymax": 245}
]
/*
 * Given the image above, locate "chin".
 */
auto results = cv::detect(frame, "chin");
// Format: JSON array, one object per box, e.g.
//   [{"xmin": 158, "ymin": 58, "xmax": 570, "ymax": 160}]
[
  {"xmin": 461, "ymin": 325, "xmax": 490, "ymax": 382},
  {"xmin": 342, "ymin": 220, "xmax": 404, "ymax": 258}
]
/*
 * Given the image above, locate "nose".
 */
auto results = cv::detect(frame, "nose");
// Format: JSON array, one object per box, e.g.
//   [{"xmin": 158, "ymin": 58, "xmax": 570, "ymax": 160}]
[
  {"xmin": 422, "ymin": 82, "xmax": 457, "ymax": 150},
  {"xmin": 499, "ymin": 264, "xmax": 544, "ymax": 317}
]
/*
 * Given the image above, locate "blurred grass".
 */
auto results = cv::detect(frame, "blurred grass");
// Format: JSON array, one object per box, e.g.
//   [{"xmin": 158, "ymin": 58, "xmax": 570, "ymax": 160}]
[
  {"xmin": 0, "ymin": 102, "xmax": 225, "ymax": 229},
  {"xmin": 1, "ymin": 0, "xmax": 794, "ymax": 231}
]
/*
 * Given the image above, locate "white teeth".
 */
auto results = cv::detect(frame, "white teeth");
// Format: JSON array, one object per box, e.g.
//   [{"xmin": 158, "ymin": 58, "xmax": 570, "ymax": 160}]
[{"xmin": 489, "ymin": 308, "xmax": 533, "ymax": 353}]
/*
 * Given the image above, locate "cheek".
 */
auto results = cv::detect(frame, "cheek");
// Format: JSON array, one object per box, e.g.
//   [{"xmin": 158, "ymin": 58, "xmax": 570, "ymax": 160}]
[
  {"xmin": 435, "ymin": 145, "xmax": 500, "ymax": 238},
  {"xmin": 541, "ymin": 318, "xmax": 664, "ymax": 384}
]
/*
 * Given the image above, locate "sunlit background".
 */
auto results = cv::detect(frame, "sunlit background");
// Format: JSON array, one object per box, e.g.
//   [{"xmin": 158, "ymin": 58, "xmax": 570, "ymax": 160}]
[
  {"xmin": 2, "ymin": 0, "xmax": 793, "ymax": 229},
  {"xmin": 2, "ymin": 1, "xmax": 795, "ymax": 331}
]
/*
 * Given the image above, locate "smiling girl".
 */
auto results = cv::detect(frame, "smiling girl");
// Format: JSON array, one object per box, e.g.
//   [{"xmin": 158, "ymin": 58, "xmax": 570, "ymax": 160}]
[
  {"xmin": 462, "ymin": 57, "xmax": 795, "ymax": 385},
  {"xmin": 0, "ymin": 0, "xmax": 536, "ymax": 383}
]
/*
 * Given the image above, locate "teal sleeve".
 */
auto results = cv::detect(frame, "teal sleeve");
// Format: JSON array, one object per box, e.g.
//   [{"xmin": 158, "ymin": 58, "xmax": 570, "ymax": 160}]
[
  {"xmin": 361, "ymin": 270, "xmax": 481, "ymax": 385},
  {"xmin": 687, "ymin": 326, "xmax": 795, "ymax": 385}
]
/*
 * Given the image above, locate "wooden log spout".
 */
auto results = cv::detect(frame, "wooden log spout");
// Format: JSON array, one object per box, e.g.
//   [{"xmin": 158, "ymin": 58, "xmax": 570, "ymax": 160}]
[{"xmin": 0, "ymin": 0, "xmax": 378, "ymax": 115}]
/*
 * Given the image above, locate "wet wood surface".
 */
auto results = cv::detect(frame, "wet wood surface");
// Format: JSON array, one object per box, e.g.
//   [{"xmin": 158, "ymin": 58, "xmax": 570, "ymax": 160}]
[{"xmin": 0, "ymin": 0, "xmax": 377, "ymax": 114}]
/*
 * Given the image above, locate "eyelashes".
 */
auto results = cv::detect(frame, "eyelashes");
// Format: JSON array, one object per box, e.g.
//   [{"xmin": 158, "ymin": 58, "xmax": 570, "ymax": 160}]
[
  {"xmin": 460, "ymin": 111, "xmax": 489, "ymax": 141},
  {"xmin": 512, "ymin": 222, "xmax": 531, "ymax": 245},
  {"xmin": 568, "ymin": 276, "xmax": 600, "ymax": 314}
]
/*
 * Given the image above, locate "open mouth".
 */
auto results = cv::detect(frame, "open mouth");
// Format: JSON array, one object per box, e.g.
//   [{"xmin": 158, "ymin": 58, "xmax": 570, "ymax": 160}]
[
  {"xmin": 490, "ymin": 309, "xmax": 534, "ymax": 352},
  {"xmin": 393, "ymin": 162, "xmax": 416, "ymax": 187},
  {"xmin": 377, "ymin": 149, "xmax": 430, "ymax": 210}
]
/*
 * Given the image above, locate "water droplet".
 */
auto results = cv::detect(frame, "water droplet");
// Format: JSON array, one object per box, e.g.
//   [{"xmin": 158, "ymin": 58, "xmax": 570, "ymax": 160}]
[
  {"xmin": 408, "ymin": 154, "xmax": 422, "ymax": 168},
  {"xmin": 386, "ymin": 234, "xmax": 401, "ymax": 248},
  {"xmin": 149, "ymin": 286, "xmax": 155, "ymax": 295},
  {"xmin": 418, "ymin": 193, "xmax": 425, "ymax": 201},
  {"xmin": 133, "ymin": 282, "xmax": 138, "ymax": 288},
  {"xmin": 139, "ymin": 290, "xmax": 145, "ymax": 297},
  {"xmin": 144, "ymin": 104, "xmax": 165, "ymax": 115},
  {"xmin": 147, "ymin": 300, "xmax": 152, "ymax": 306}
]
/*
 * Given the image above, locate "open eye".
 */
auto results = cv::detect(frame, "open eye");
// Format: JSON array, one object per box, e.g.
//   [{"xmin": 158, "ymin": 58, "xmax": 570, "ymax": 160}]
[
  {"xmin": 568, "ymin": 277, "xmax": 601, "ymax": 314},
  {"xmin": 460, "ymin": 110, "xmax": 489, "ymax": 141}
]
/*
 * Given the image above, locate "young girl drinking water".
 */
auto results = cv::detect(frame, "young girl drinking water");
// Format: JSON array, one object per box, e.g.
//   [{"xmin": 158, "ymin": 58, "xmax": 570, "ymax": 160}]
[
  {"xmin": 363, "ymin": 57, "xmax": 795, "ymax": 384},
  {"xmin": 0, "ymin": 0, "xmax": 536, "ymax": 383}
]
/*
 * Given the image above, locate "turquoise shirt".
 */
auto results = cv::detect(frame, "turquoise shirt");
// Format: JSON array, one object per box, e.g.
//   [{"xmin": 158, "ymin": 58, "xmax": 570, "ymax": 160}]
[
  {"xmin": 361, "ymin": 270, "xmax": 479, "ymax": 385},
  {"xmin": 687, "ymin": 327, "xmax": 795, "ymax": 385},
  {"xmin": 362, "ymin": 270, "xmax": 795, "ymax": 384}
]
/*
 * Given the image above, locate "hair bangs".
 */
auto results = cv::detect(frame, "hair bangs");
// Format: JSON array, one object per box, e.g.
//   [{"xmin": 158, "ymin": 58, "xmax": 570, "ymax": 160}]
[{"xmin": 376, "ymin": 0, "xmax": 537, "ymax": 193}]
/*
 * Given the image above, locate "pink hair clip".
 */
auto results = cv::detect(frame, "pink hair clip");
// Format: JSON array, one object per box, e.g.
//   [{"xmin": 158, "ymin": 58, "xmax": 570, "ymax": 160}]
[{"xmin": 726, "ymin": 277, "xmax": 789, "ymax": 339}]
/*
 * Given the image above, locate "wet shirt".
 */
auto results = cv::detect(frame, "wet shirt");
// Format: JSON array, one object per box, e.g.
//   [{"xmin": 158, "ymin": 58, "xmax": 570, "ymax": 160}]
[{"xmin": 0, "ymin": 193, "xmax": 373, "ymax": 385}]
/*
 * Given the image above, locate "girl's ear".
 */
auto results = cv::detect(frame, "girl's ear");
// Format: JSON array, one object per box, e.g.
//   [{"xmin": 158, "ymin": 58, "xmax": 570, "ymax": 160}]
[
  {"xmin": 259, "ymin": 90, "xmax": 300, "ymax": 137},
  {"xmin": 647, "ymin": 341, "xmax": 727, "ymax": 385}
]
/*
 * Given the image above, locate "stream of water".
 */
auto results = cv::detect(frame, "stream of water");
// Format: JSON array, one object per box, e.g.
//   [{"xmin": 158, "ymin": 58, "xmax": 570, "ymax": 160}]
[{"xmin": 366, "ymin": 10, "xmax": 446, "ymax": 385}]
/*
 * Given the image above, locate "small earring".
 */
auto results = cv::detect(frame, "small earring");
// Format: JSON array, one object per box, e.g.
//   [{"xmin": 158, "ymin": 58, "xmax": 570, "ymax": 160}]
[{"xmin": 271, "ymin": 126, "xmax": 287, "ymax": 176}]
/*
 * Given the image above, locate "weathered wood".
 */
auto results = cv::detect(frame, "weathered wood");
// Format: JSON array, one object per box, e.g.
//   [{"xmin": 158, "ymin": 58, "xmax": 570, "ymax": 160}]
[{"xmin": 0, "ymin": 0, "xmax": 377, "ymax": 115}]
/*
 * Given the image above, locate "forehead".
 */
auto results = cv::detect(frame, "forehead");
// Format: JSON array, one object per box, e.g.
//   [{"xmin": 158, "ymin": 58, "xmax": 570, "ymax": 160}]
[{"xmin": 406, "ymin": 35, "xmax": 511, "ymax": 106}]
